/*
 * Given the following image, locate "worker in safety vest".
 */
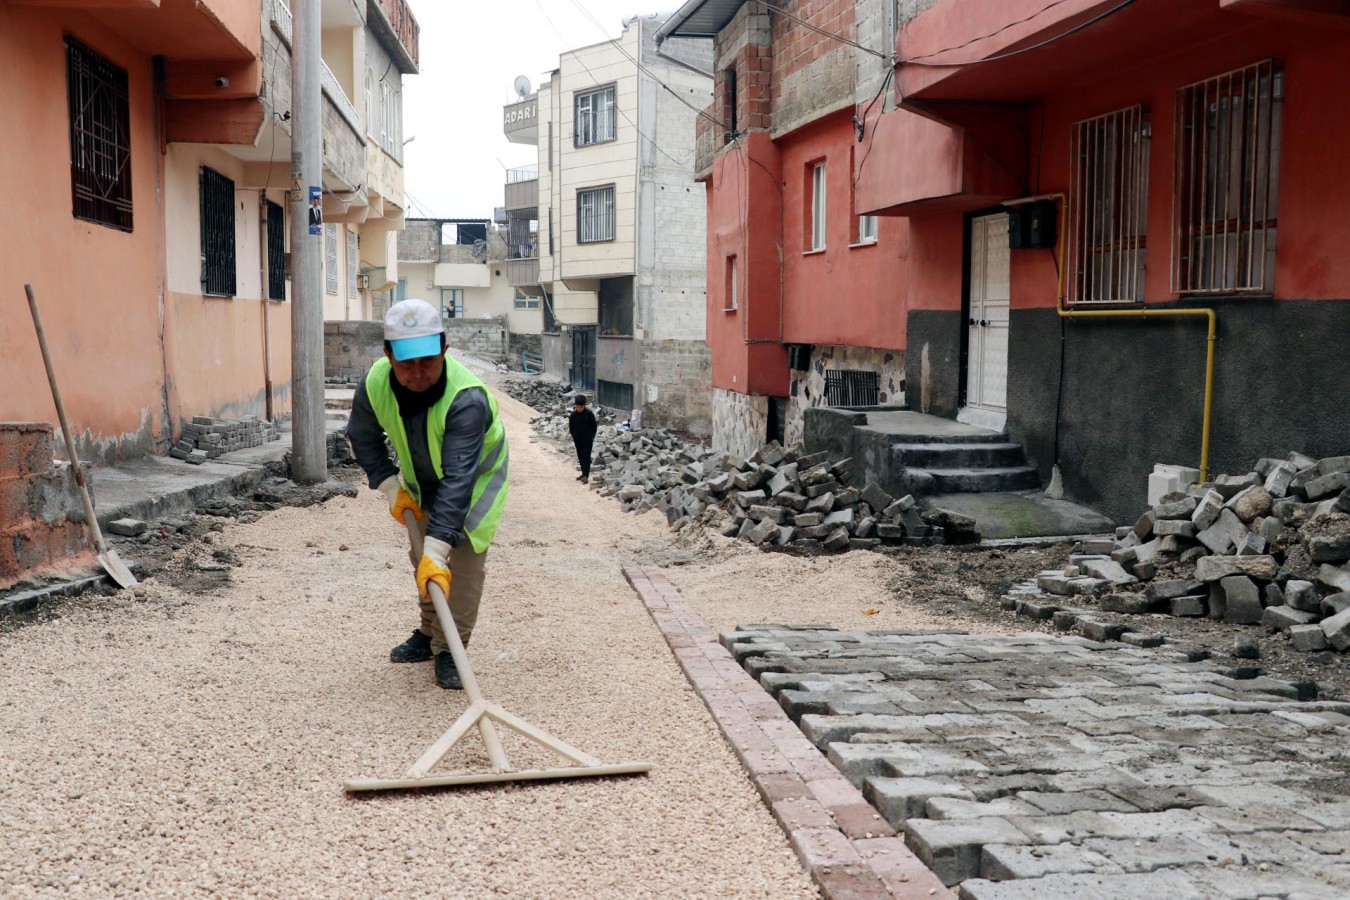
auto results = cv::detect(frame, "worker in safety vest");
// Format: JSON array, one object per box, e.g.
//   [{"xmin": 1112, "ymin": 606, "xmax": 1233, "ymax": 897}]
[{"xmin": 346, "ymin": 299, "xmax": 509, "ymax": 690}]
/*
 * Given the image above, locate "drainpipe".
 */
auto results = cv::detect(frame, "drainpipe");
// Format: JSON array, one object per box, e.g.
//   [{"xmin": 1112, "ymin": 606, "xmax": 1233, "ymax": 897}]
[
  {"xmin": 259, "ymin": 193, "xmax": 274, "ymax": 421},
  {"xmin": 1006, "ymin": 193, "xmax": 1216, "ymax": 483}
]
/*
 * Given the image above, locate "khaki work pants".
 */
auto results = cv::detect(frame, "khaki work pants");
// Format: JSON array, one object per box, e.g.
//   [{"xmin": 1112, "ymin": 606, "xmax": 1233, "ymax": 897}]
[{"xmin": 407, "ymin": 520, "xmax": 489, "ymax": 655}]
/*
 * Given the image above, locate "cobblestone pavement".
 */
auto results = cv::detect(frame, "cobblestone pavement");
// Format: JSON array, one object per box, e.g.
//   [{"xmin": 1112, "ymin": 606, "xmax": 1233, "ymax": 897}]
[{"xmin": 725, "ymin": 626, "xmax": 1350, "ymax": 899}]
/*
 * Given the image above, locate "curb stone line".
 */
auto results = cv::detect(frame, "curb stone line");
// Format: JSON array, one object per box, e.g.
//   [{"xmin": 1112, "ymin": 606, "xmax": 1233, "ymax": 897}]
[{"xmin": 622, "ymin": 565, "xmax": 955, "ymax": 900}]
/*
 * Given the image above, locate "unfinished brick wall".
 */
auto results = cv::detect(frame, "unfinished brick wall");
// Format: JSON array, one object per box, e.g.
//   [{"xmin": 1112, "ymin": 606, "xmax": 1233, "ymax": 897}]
[
  {"xmin": 0, "ymin": 423, "xmax": 94, "ymax": 591},
  {"xmin": 324, "ymin": 318, "xmax": 511, "ymax": 383}
]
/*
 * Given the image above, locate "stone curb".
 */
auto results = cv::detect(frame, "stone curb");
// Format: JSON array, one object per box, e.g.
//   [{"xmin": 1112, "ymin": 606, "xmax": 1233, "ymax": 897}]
[{"xmin": 623, "ymin": 565, "xmax": 955, "ymax": 900}]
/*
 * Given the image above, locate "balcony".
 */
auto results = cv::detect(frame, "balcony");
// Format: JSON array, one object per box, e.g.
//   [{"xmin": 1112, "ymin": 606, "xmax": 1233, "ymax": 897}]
[
  {"xmin": 505, "ymin": 165, "xmax": 539, "ymax": 214},
  {"xmin": 369, "ymin": 0, "xmax": 420, "ymax": 74},
  {"xmin": 503, "ymin": 96, "xmax": 539, "ymax": 145},
  {"xmin": 506, "ymin": 258, "xmax": 540, "ymax": 288}
]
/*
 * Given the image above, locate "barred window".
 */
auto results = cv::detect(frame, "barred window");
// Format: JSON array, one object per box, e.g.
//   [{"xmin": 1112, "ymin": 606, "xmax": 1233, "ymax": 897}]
[
  {"xmin": 325, "ymin": 225, "xmax": 338, "ymax": 294},
  {"xmin": 597, "ymin": 379, "xmax": 634, "ymax": 412},
  {"xmin": 575, "ymin": 85, "xmax": 616, "ymax": 147},
  {"xmin": 266, "ymin": 200, "xmax": 286, "ymax": 301},
  {"xmin": 347, "ymin": 230, "xmax": 358, "ymax": 299},
  {"xmin": 200, "ymin": 166, "xmax": 236, "ymax": 297},
  {"xmin": 1069, "ymin": 105, "xmax": 1150, "ymax": 304},
  {"xmin": 66, "ymin": 36, "xmax": 133, "ymax": 232},
  {"xmin": 1172, "ymin": 61, "xmax": 1282, "ymax": 294},
  {"xmin": 577, "ymin": 186, "xmax": 615, "ymax": 243},
  {"xmin": 825, "ymin": 369, "xmax": 880, "ymax": 407}
]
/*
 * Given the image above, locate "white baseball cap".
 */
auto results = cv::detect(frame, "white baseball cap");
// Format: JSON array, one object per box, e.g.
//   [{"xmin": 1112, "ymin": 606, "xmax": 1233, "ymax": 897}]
[{"xmin": 384, "ymin": 299, "xmax": 444, "ymax": 361}]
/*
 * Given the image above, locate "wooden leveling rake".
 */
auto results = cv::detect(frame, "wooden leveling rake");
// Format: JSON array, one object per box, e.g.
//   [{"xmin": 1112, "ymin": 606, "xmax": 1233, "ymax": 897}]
[{"xmin": 343, "ymin": 514, "xmax": 651, "ymax": 792}]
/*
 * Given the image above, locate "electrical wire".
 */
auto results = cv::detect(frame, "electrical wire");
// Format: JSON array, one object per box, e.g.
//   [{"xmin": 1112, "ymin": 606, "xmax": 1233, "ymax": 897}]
[
  {"xmin": 852, "ymin": 67, "xmax": 894, "ymax": 191},
  {"xmin": 898, "ymin": 0, "xmax": 1142, "ymax": 67},
  {"xmin": 753, "ymin": 0, "xmax": 886, "ymax": 59}
]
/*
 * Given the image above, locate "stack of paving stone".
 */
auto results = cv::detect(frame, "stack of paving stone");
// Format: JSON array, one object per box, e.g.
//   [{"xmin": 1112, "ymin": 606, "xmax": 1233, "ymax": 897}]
[
  {"xmin": 1006, "ymin": 452, "xmax": 1350, "ymax": 653},
  {"xmin": 499, "ymin": 378, "xmax": 578, "ymax": 414},
  {"xmin": 170, "ymin": 415, "xmax": 280, "ymax": 465}
]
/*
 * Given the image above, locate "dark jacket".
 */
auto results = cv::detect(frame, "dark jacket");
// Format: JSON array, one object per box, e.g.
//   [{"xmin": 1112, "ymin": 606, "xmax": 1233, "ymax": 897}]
[{"xmin": 569, "ymin": 408, "xmax": 597, "ymax": 445}]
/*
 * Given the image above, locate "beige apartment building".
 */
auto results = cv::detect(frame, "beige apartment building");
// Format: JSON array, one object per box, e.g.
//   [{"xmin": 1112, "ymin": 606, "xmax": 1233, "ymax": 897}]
[{"xmin": 503, "ymin": 14, "xmax": 713, "ymax": 433}]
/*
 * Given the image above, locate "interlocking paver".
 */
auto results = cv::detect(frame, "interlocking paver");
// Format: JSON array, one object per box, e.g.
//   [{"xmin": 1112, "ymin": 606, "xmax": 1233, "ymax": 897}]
[{"xmin": 718, "ymin": 623, "xmax": 1350, "ymax": 895}]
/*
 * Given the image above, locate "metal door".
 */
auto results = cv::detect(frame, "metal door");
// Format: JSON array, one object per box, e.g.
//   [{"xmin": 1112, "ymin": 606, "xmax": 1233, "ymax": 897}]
[
  {"xmin": 571, "ymin": 326, "xmax": 596, "ymax": 392},
  {"xmin": 966, "ymin": 213, "xmax": 1010, "ymax": 412}
]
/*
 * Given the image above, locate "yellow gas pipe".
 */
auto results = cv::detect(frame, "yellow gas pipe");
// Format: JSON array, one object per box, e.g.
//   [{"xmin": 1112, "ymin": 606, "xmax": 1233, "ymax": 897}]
[{"xmin": 1010, "ymin": 193, "xmax": 1216, "ymax": 483}]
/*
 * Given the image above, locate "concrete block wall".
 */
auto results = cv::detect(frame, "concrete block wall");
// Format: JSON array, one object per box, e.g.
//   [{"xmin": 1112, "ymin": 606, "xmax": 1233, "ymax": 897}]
[
  {"xmin": 0, "ymin": 423, "xmax": 94, "ymax": 590},
  {"xmin": 712, "ymin": 387, "xmax": 771, "ymax": 458},
  {"xmin": 640, "ymin": 339, "xmax": 712, "ymax": 436},
  {"xmin": 398, "ymin": 219, "xmax": 441, "ymax": 262},
  {"xmin": 786, "ymin": 344, "xmax": 906, "ymax": 447}
]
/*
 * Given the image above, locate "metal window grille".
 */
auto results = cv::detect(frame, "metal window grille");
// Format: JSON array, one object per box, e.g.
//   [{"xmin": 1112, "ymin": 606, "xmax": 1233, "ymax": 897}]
[
  {"xmin": 824, "ymin": 369, "xmax": 880, "ymax": 407},
  {"xmin": 575, "ymin": 86, "xmax": 616, "ymax": 146},
  {"xmin": 66, "ymin": 36, "xmax": 133, "ymax": 232},
  {"xmin": 811, "ymin": 162, "xmax": 827, "ymax": 250},
  {"xmin": 325, "ymin": 225, "xmax": 339, "ymax": 294},
  {"xmin": 199, "ymin": 166, "xmax": 236, "ymax": 297},
  {"xmin": 347, "ymin": 230, "xmax": 358, "ymax": 299},
  {"xmin": 577, "ymin": 186, "xmax": 615, "ymax": 243},
  {"xmin": 597, "ymin": 379, "xmax": 634, "ymax": 412},
  {"xmin": 1068, "ymin": 105, "xmax": 1150, "ymax": 304},
  {"xmin": 266, "ymin": 200, "xmax": 286, "ymax": 301},
  {"xmin": 1172, "ymin": 60, "xmax": 1282, "ymax": 294}
]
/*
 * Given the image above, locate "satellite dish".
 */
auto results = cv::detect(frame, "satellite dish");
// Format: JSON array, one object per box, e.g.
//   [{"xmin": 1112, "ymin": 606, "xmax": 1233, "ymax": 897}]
[{"xmin": 513, "ymin": 75, "xmax": 532, "ymax": 99}]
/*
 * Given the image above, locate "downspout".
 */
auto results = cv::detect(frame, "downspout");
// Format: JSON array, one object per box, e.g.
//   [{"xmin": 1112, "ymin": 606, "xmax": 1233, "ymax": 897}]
[
  {"xmin": 1013, "ymin": 192, "xmax": 1216, "ymax": 482},
  {"xmin": 259, "ymin": 193, "xmax": 274, "ymax": 421}
]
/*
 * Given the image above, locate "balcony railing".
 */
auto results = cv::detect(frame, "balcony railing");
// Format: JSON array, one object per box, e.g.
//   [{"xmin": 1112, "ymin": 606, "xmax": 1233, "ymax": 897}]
[
  {"xmin": 506, "ymin": 257, "xmax": 540, "ymax": 288},
  {"xmin": 507, "ymin": 164, "xmax": 539, "ymax": 184}
]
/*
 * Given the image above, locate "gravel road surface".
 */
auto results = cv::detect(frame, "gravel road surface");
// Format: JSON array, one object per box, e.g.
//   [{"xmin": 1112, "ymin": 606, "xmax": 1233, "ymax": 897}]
[{"xmin": 0, "ymin": 393, "xmax": 817, "ymax": 899}]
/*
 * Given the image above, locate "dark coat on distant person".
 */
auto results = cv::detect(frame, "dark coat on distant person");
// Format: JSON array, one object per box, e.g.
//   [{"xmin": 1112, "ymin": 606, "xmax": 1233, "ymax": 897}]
[{"xmin": 569, "ymin": 407, "xmax": 597, "ymax": 445}]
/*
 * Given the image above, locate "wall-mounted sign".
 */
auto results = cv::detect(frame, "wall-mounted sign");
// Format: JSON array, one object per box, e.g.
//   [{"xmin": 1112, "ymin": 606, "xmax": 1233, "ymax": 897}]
[
  {"xmin": 503, "ymin": 98, "xmax": 538, "ymax": 134},
  {"xmin": 307, "ymin": 186, "xmax": 323, "ymax": 235}
]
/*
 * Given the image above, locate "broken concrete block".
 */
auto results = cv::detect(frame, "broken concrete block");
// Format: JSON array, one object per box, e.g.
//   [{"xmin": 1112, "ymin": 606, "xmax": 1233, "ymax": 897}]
[
  {"xmin": 1198, "ymin": 508, "xmax": 1246, "ymax": 555},
  {"xmin": 1215, "ymin": 473, "xmax": 1261, "ymax": 499},
  {"xmin": 1134, "ymin": 510, "xmax": 1157, "ymax": 541},
  {"xmin": 876, "ymin": 523, "xmax": 905, "ymax": 541},
  {"xmin": 823, "ymin": 509, "xmax": 855, "ymax": 529},
  {"xmin": 777, "ymin": 492, "xmax": 808, "ymax": 512},
  {"xmin": 775, "ymin": 525, "xmax": 795, "ymax": 546},
  {"xmin": 1219, "ymin": 576, "xmax": 1263, "ymax": 625},
  {"xmin": 805, "ymin": 481, "xmax": 841, "ymax": 499},
  {"xmin": 1226, "ymin": 485, "xmax": 1273, "ymax": 523},
  {"xmin": 861, "ymin": 482, "xmax": 894, "ymax": 514},
  {"xmin": 823, "ymin": 527, "xmax": 851, "ymax": 551},
  {"xmin": 1134, "ymin": 539, "xmax": 1160, "ymax": 564},
  {"xmin": 735, "ymin": 489, "xmax": 768, "ymax": 508},
  {"xmin": 1236, "ymin": 533, "xmax": 1267, "ymax": 556},
  {"xmin": 855, "ymin": 517, "xmax": 876, "ymax": 538},
  {"xmin": 1291, "ymin": 624, "xmax": 1329, "ymax": 652},
  {"xmin": 748, "ymin": 518, "xmax": 780, "ymax": 545},
  {"xmin": 1196, "ymin": 554, "xmax": 1277, "ymax": 582},
  {"xmin": 765, "ymin": 472, "xmax": 791, "ymax": 497},
  {"xmin": 1306, "ymin": 471, "xmax": 1350, "ymax": 502},
  {"xmin": 1147, "ymin": 579, "xmax": 1203, "ymax": 602},
  {"xmin": 1265, "ymin": 462, "xmax": 1299, "ymax": 498},
  {"xmin": 1301, "ymin": 513, "xmax": 1350, "ymax": 564},
  {"xmin": 1179, "ymin": 546, "xmax": 1208, "ymax": 565},
  {"xmin": 1319, "ymin": 564, "xmax": 1350, "ymax": 593},
  {"xmin": 1101, "ymin": 592, "xmax": 1150, "ymax": 614},
  {"xmin": 748, "ymin": 505, "xmax": 786, "ymax": 524},
  {"xmin": 793, "ymin": 512, "xmax": 824, "ymax": 528},
  {"xmin": 834, "ymin": 488, "xmax": 861, "ymax": 507},
  {"xmin": 1263, "ymin": 605, "xmax": 1318, "ymax": 632},
  {"xmin": 1172, "ymin": 596, "xmax": 1206, "ymax": 617},
  {"xmin": 1078, "ymin": 557, "xmax": 1137, "ymax": 586},
  {"xmin": 1154, "ymin": 519, "xmax": 1197, "ymax": 539},
  {"xmin": 1320, "ymin": 606, "xmax": 1350, "ymax": 652},
  {"xmin": 805, "ymin": 492, "xmax": 835, "ymax": 513},
  {"xmin": 1154, "ymin": 496, "xmax": 1198, "ymax": 520},
  {"xmin": 1260, "ymin": 516, "xmax": 1285, "ymax": 544},
  {"xmin": 107, "ymin": 518, "xmax": 147, "ymax": 537},
  {"xmin": 1157, "ymin": 535, "xmax": 1186, "ymax": 555},
  {"xmin": 1285, "ymin": 580, "xmax": 1320, "ymax": 614},
  {"xmin": 882, "ymin": 495, "xmax": 916, "ymax": 519}
]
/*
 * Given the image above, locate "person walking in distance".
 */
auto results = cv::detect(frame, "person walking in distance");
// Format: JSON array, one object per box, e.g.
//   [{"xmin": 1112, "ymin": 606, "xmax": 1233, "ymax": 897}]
[
  {"xmin": 569, "ymin": 395, "xmax": 597, "ymax": 483},
  {"xmin": 346, "ymin": 299, "xmax": 510, "ymax": 690}
]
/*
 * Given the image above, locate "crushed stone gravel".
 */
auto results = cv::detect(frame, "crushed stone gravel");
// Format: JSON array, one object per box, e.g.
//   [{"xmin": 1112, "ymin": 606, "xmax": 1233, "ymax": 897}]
[{"xmin": 0, "ymin": 393, "xmax": 817, "ymax": 899}]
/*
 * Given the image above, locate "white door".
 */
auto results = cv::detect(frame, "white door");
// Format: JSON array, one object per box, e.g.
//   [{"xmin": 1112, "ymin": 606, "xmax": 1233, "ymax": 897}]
[{"xmin": 965, "ymin": 213, "xmax": 1010, "ymax": 420}]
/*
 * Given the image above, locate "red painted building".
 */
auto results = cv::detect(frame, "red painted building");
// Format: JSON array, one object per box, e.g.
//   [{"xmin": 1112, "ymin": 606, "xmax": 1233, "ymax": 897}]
[{"xmin": 663, "ymin": 0, "xmax": 1350, "ymax": 521}]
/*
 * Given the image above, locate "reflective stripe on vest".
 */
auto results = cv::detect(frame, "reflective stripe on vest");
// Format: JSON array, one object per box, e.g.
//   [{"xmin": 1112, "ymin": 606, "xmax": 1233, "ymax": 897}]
[{"xmin": 365, "ymin": 353, "xmax": 509, "ymax": 553}]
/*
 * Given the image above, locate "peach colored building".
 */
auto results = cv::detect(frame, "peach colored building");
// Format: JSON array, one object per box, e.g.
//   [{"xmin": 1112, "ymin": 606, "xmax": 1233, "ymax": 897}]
[{"xmin": 0, "ymin": 0, "xmax": 418, "ymax": 468}]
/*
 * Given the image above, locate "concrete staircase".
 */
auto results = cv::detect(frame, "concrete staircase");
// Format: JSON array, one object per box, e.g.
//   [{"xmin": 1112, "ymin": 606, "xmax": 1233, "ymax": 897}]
[{"xmin": 890, "ymin": 430, "xmax": 1041, "ymax": 494}]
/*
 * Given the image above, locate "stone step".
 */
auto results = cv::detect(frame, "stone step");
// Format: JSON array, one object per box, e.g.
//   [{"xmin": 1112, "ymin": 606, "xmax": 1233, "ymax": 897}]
[
  {"xmin": 892, "ymin": 442, "xmax": 1026, "ymax": 468},
  {"xmin": 917, "ymin": 466, "xmax": 1043, "ymax": 493},
  {"xmin": 883, "ymin": 430, "xmax": 1010, "ymax": 446}
]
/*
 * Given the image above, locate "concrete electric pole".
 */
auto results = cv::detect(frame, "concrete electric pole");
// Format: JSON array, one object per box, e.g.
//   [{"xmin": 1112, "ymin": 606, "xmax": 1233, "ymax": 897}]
[{"xmin": 289, "ymin": 0, "xmax": 327, "ymax": 484}]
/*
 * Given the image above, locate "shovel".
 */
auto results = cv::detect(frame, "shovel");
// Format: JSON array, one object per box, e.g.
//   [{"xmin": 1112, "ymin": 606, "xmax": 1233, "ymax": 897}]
[{"xmin": 24, "ymin": 285, "xmax": 137, "ymax": 589}]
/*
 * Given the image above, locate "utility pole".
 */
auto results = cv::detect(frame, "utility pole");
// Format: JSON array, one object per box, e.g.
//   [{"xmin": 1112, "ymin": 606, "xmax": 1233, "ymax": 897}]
[{"xmin": 289, "ymin": 0, "xmax": 327, "ymax": 484}]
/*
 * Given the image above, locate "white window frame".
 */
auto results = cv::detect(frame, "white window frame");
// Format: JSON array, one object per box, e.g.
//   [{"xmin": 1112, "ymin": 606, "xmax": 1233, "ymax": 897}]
[
  {"xmin": 1171, "ymin": 60, "xmax": 1282, "ymax": 295},
  {"xmin": 1068, "ymin": 105, "xmax": 1151, "ymax": 305},
  {"xmin": 325, "ymin": 224, "xmax": 338, "ymax": 294},
  {"xmin": 575, "ymin": 85, "xmax": 617, "ymax": 147},
  {"xmin": 810, "ymin": 161, "xmax": 827, "ymax": 251},
  {"xmin": 380, "ymin": 81, "xmax": 399, "ymax": 156},
  {"xmin": 514, "ymin": 292, "xmax": 541, "ymax": 310},
  {"xmin": 442, "ymin": 288, "xmax": 464, "ymax": 318},
  {"xmin": 577, "ymin": 185, "xmax": 615, "ymax": 243},
  {"xmin": 857, "ymin": 214, "xmax": 878, "ymax": 245},
  {"xmin": 724, "ymin": 255, "xmax": 738, "ymax": 311}
]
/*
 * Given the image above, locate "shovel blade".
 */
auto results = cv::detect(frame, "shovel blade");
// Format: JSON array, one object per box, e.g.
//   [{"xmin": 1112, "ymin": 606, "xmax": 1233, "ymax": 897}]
[{"xmin": 99, "ymin": 547, "xmax": 138, "ymax": 589}]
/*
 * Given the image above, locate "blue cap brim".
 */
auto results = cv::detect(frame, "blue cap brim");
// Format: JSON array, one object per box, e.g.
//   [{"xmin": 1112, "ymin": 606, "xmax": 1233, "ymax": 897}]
[{"xmin": 390, "ymin": 334, "xmax": 443, "ymax": 361}]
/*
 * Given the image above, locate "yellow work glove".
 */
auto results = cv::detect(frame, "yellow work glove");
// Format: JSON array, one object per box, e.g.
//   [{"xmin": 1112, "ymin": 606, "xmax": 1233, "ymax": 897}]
[
  {"xmin": 376, "ymin": 475, "xmax": 423, "ymax": 524},
  {"xmin": 416, "ymin": 536, "xmax": 453, "ymax": 603}
]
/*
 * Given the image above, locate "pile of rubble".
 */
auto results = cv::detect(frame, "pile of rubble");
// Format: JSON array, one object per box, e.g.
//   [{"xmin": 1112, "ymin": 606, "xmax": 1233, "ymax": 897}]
[
  {"xmin": 529, "ymin": 406, "xmax": 976, "ymax": 551},
  {"xmin": 1010, "ymin": 452, "xmax": 1350, "ymax": 652},
  {"xmin": 170, "ymin": 415, "xmax": 281, "ymax": 465}
]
